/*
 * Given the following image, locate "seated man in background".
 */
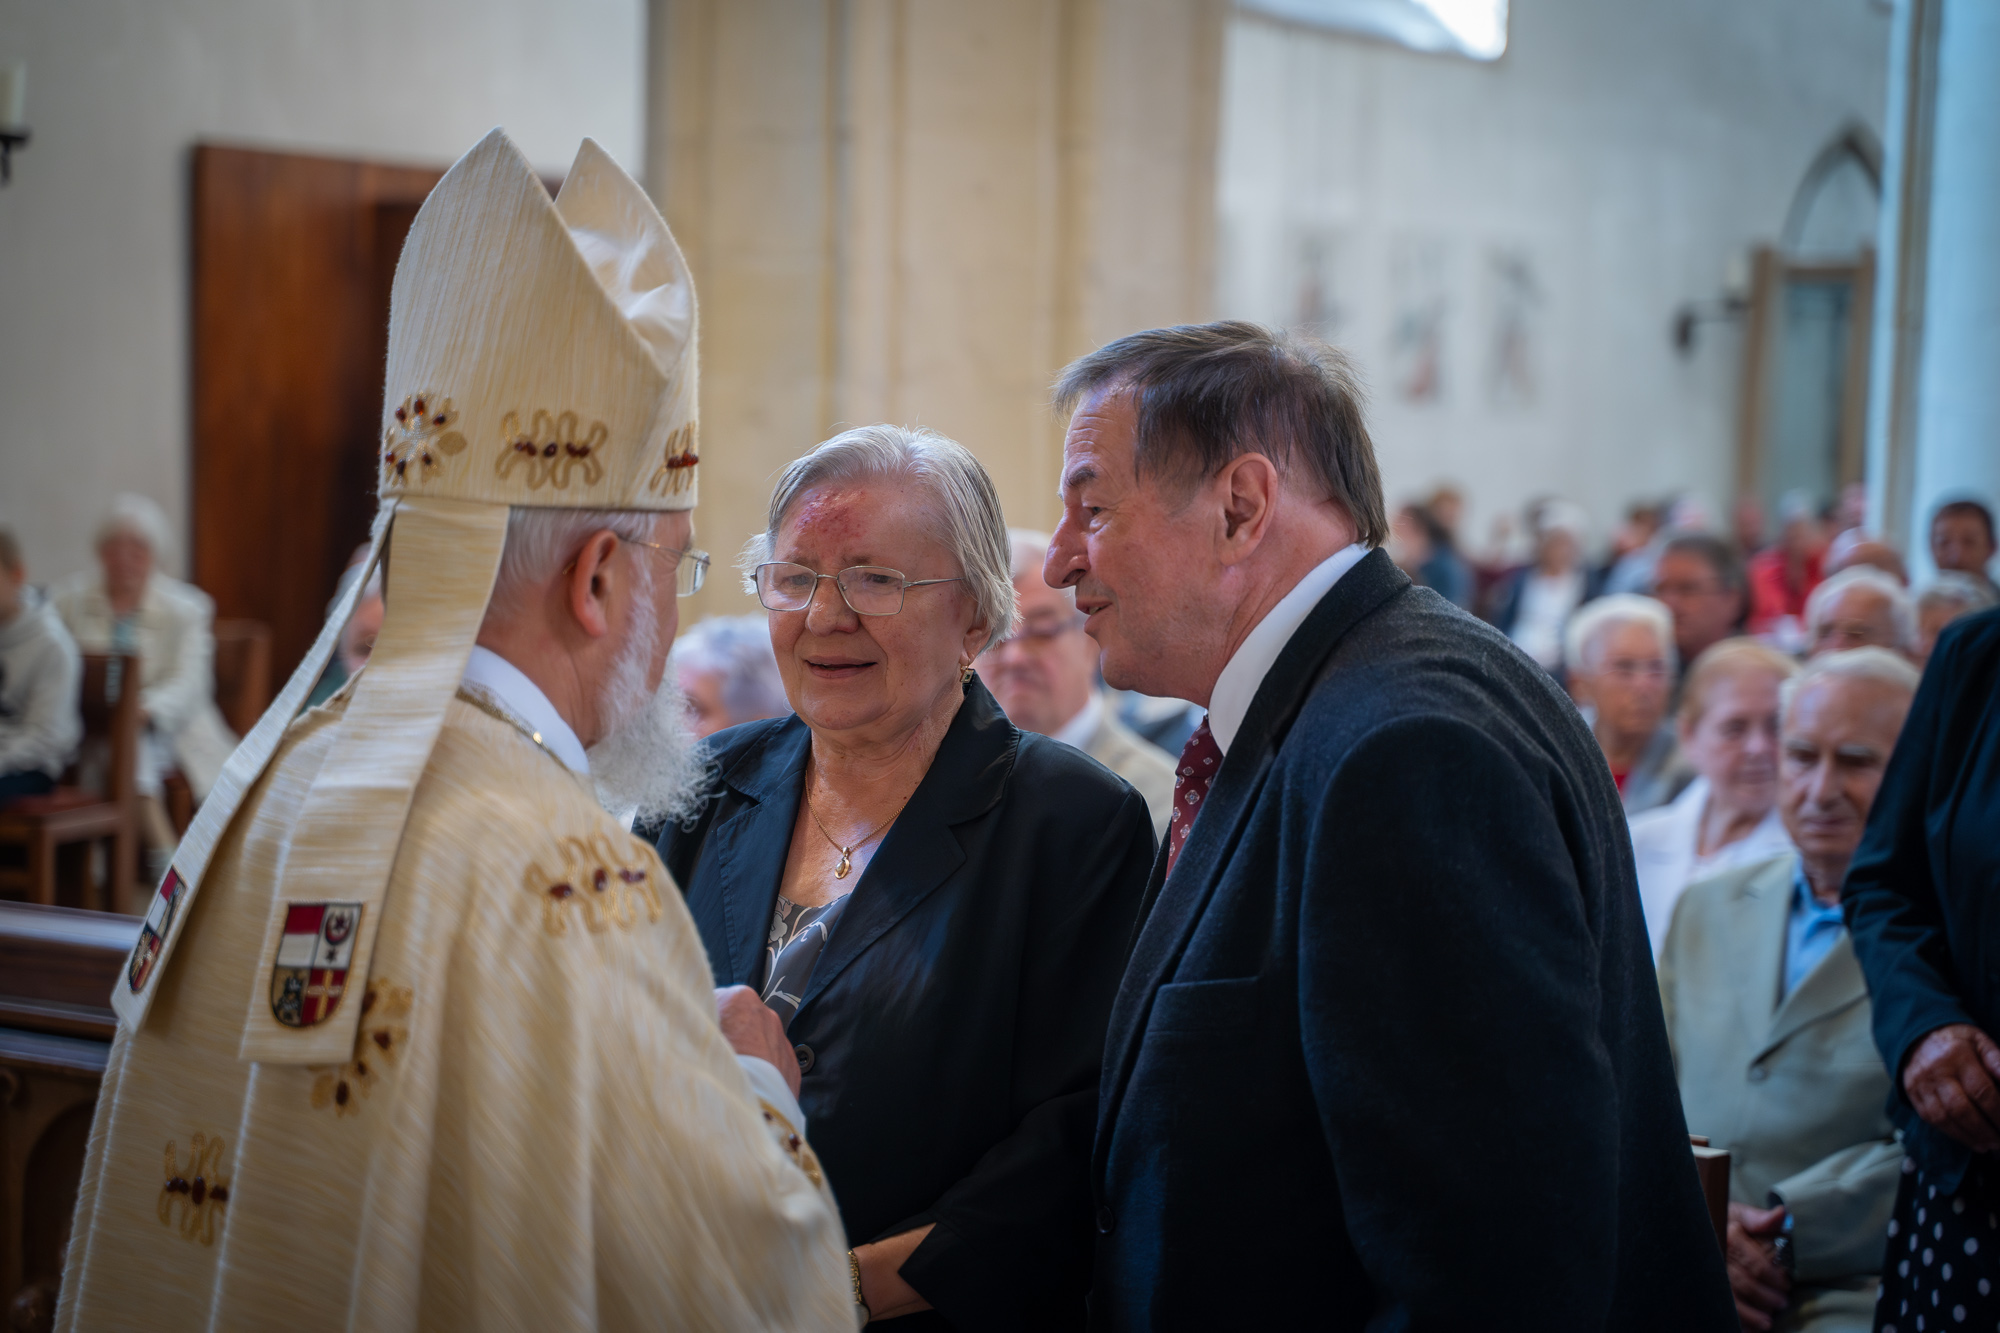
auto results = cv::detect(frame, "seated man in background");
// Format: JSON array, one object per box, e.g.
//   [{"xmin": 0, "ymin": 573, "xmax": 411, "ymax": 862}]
[
  {"xmin": 671, "ymin": 613, "xmax": 791, "ymax": 740},
  {"xmin": 1659, "ymin": 647, "xmax": 1920, "ymax": 1332},
  {"xmin": 1653, "ymin": 532, "xmax": 1751, "ymax": 690},
  {"xmin": 980, "ymin": 528, "xmax": 1176, "ymax": 838},
  {"xmin": 1821, "ymin": 528, "xmax": 1907, "ymax": 586},
  {"xmin": 1564, "ymin": 592, "xmax": 1682, "ymax": 815},
  {"xmin": 1746, "ymin": 493, "xmax": 1825, "ymax": 638},
  {"xmin": 0, "ymin": 528, "xmax": 81, "ymax": 801},
  {"xmin": 1930, "ymin": 498, "xmax": 1997, "ymax": 597},
  {"xmin": 1913, "ymin": 572, "xmax": 1998, "ymax": 665},
  {"xmin": 53, "ymin": 493, "xmax": 238, "ymax": 866},
  {"xmin": 1804, "ymin": 566, "xmax": 1917, "ymax": 660}
]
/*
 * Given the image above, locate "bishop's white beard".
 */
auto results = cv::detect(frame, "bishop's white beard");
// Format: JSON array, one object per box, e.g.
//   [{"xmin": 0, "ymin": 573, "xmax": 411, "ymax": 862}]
[{"xmin": 587, "ymin": 583, "xmax": 707, "ymax": 828}]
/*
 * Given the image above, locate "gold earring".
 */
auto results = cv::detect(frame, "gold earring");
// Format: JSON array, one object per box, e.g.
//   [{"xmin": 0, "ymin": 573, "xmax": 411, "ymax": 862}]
[{"xmin": 960, "ymin": 663, "xmax": 975, "ymax": 685}]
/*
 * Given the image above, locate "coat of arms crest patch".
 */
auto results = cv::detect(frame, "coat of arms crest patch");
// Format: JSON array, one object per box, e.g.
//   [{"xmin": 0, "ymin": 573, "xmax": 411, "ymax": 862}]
[
  {"xmin": 127, "ymin": 868, "xmax": 187, "ymax": 993},
  {"xmin": 269, "ymin": 902, "xmax": 364, "ymax": 1028}
]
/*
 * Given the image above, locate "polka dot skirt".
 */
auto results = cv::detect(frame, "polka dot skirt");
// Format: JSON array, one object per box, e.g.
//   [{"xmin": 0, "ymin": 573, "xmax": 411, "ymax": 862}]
[{"xmin": 1878, "ymin": 1156, "xmax": 2000, "ymax": 1332}]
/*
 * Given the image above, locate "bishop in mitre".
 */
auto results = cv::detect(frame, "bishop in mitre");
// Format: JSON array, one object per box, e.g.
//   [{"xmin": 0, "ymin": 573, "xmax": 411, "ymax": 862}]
[{"xmin": 57, "ymin": 130, "xmax": 856, "ymax": 1332}]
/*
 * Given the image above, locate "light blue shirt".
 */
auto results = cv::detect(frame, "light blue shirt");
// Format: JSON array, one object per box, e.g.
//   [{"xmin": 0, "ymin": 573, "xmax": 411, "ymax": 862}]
[{"xmin": 1784, "ymin": 864, "xmax": 1847, "ymax": 998}]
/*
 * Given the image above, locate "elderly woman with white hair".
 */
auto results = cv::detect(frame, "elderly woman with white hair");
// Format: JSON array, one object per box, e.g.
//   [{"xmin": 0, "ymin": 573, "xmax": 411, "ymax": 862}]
[
  {"xmin": 1628, "ymin": 637, "xmax": 1802, "ymax": 957},
  {"xmin": 673, "ymin": 613, "xmax": 792, "ymax": 738},
  {"xmin": 1805, "ymin": 564, "xmax": 1918, "ymax": 660},
  {"xmin": 53, "ymin": 494, "xmax": 237, "ymax": 860},
  {"xmin": 1564, "ymin": 593, "xmax": 1682, "ymax": 815},
  {"xmin": 654, "ymin": 425, "xmax": 1154, "ymax": 1331}
]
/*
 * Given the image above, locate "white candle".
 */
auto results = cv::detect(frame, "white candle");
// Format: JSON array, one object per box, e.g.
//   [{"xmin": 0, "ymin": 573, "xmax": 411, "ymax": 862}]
[{"xmin": 0, "ymin": 63, "xmax": 26, "ymax": 131}]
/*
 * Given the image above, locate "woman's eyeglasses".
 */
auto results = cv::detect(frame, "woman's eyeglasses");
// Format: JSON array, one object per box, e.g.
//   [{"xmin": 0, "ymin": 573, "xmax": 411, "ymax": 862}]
[{"xmin": 754, "ymin": 562, "xmax": 963, "ymax": 616}]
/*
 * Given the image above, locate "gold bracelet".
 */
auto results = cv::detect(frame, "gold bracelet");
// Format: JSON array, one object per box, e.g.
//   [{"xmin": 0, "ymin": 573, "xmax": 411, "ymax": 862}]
[{"xmin": 849, "ymin": 1249, "xmax": 870, "ymax": 1322}]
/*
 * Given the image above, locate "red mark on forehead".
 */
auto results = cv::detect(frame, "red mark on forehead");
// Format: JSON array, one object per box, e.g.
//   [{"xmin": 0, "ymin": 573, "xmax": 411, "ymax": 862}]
[{"xmin": 784, "ymin": 487, "xmax": 871, "ymax": 545}]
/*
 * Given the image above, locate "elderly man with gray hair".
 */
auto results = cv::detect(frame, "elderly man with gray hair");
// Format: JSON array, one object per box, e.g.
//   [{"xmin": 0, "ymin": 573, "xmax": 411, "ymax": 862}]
[
  {"xmin": 1806, "ymin": 565, "xmax": 1918, "ymax": 660},
  {"xmin": 977, "ymin": 528, "xmax": 1178, "ymax": 837},
  {"xmin": 1658, "ymin": 647, "xmax": 1921, "ymax": 1333},
  {"xmin": 1564, "ymin": 592, "xmax": 1682, "ymax": 814}
]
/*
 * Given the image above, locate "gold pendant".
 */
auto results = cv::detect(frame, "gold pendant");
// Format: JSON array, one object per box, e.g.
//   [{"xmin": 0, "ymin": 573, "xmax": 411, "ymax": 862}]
[{"xmin": 835, "ymin": 849, "xmax": 853, "ymax": 879}]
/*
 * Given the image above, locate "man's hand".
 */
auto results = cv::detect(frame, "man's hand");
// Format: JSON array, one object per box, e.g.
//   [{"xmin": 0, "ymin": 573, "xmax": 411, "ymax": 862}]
[
  {"xmin": 1903, "ymin": 1024, "xmax": 2000, "ymax": 1154},
  {"xmin": 715, "ymin": 986, "xmax": 801, "ymax": 1098},
  {"xmin": 1725, "ymin": 1202, "xmax": 1790, "ymax": 1332}
]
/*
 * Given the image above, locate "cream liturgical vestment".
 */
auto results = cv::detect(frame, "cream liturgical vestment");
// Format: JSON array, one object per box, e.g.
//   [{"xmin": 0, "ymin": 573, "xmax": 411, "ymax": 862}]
[{"xmin": 57, "ymin": 129, "xmax": 853, "ymax": 1332}]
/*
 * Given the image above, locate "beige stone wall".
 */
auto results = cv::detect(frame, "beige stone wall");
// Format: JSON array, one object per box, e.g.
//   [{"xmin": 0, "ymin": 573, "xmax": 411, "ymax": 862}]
[{"xmin": 647, "ymin": 0, "xmax": 1224, "ymax": 617}]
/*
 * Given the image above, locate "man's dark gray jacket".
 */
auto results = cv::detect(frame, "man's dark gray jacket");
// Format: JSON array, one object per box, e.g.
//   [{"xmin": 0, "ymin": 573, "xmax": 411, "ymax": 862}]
[{"xmin": 1089, "ymin": 548, "xmax": 1737, "ymax": 1330}]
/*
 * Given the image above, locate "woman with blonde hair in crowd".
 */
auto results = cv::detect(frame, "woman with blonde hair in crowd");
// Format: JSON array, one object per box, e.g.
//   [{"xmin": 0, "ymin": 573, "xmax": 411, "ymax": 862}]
[{"xmin": 1629, "ymin": 638, "xmax": 1801, "ymax": 956}]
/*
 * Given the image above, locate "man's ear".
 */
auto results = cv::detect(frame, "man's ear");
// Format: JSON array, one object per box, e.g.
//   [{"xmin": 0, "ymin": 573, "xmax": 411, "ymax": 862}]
[
  {"xmin": 565, "ymin": 530, "xmax": 624, "ymax": 640},
  {"xmin": 1215, "ymin": 453, "xmax": 1281, "ymax": 564}
]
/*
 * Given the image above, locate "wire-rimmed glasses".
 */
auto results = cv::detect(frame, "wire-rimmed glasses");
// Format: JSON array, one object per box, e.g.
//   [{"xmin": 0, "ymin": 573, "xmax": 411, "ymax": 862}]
[
  {"xmin": 622, "ymin": 539, "xmax": 711, "ymax": 596},
  {"xmin": 754, "ymin": 562, "xmax": 963, "ymax": 616}
]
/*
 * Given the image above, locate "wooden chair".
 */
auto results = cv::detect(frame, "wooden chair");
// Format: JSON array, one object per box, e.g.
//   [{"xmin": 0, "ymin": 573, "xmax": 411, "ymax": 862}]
[
  {"xmin": 162, "ymin": 618, "xmax": 270, "ymax": 836},
  {"xmin": 0, "ymin": 655, "xmax": 140, "ymax": 914},
  {"xmin": 213, "ymin": 618, "xmax": 272, "ymax": 737}
]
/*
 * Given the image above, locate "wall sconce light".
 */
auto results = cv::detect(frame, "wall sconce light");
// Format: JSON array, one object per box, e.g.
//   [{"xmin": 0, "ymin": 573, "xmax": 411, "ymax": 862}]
[
  {"xmin": 1672, "ymin": 252, "xmax": 1752, "ymax": 356},
  {"xmin": 0, "ymin": 61, "xmax": 30, "ymax": 185}
]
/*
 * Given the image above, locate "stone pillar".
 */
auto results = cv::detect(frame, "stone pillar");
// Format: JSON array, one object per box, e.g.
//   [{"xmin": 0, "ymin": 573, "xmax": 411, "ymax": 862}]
[
  {"xmin": 1866, "ymin": 0, "xmax": 2000, "ymax": 576},
  {"xmin": 646, "ymin": 0, "xmax": 1225, "ymax": 616}
]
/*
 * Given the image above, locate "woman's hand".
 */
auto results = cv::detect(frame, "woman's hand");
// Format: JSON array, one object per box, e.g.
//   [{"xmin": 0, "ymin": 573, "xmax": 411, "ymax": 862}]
[
  {"xmin": 1903, "ymin": 1023, "xmax": 2000, "ymax": 1153},
  {"xmin": 714, "ymin": 986, "xmax": 802, "ymax": 1098},
  {"xmin": 855, "ymin": 1224, "xmax": 936, "ymax": 1322}
]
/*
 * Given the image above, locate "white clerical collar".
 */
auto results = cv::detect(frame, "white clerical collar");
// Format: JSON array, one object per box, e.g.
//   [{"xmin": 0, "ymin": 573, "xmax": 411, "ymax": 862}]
[
  {"xmin": 1050, "ymin": 691, "xmax": 1105, "ymax": 750},
  {"xmin": 1206, "ymin": 543, "xmax": 1369, "ymax": 756},
  {"xmin": 461, "ymin": 645, "xmax": 592, "ymax": 776}
]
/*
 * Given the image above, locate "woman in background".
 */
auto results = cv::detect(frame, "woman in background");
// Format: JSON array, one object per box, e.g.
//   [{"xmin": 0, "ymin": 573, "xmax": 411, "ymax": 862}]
[{"xmin": 1628, "ymin": 638, "xmax": 1799, "ymax": 956}]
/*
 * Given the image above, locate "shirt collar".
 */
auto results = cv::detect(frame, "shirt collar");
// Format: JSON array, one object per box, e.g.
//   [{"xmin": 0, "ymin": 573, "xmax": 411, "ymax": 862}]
[
  {"xmin": 1050, "ymin": 692, "xmax": 1104, "ymax": 750},
  {"xmin": 461, "ymin": 645, "xmax": 591, "ymax": 776},
  {"xmin": 1207, "ymin": 543, "xmax": 1369, "ymax": 755},
  {"xmin": 1792, "ymin": 863, "xmax": 1844, "ymax": 923}
]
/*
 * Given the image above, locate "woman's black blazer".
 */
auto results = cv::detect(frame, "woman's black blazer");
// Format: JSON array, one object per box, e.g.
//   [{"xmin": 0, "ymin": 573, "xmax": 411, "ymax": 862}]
[
  {"xmin": 1845, "ymin": 605, "xmax": 2000, "ymax": 1190},
  {"xmin": 654, "ymin": 677, "xmax": 1154, "ymax": 1331}
]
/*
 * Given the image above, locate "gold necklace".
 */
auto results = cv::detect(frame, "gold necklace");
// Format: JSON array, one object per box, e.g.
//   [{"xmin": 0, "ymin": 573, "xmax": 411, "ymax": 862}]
[{"xmin": 804, "ymin": 785, "xmax": 911, "ymax": 879}]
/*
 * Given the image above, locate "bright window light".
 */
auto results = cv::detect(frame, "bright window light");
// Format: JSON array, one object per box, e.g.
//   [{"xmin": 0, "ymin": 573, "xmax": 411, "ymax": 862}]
[{"xmin": 1237, "ymin": 0, "xmax": 1509, "ymax": 62}]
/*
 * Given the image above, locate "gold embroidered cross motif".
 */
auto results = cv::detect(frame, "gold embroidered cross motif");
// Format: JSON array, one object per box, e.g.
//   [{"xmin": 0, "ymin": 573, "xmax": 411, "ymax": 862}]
[
  {"xmin": 760, "ymin": 1100, "xmax": 825, "ymax": 1189},
  {"xmin": 529, "ymin": 833, "xmax": 663, "ymax": 936},
  {"xmin": 308, "ymin": 979, "xmax": 414, "ymax": 1116},
  {"xmin": 647, "ymin": 422, "xmax": 699, "ymax": 495},
  {"xmin": 494, "ymin": 408, "xmax": 609, "ymax": 490},
  {"xmin": 158, "ymin": 1133, "xmax": 231, "ymax": 1245},
  {"xmin": 381, "ymin": 393, "xmax": 468, "ymax": 486}
]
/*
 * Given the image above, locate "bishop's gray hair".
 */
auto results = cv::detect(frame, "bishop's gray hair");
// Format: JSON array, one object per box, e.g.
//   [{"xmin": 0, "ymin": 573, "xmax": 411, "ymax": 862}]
[
  {"xmin": 1780, "ymin": 645, "xmax": 1921, "ymax": 720},
  {"xmin": 742, "ymin": 424, "xmax": 1017, "ymax": 652},
  {"xmin": 484, "ymin": 506, "xmax": 658, "ymax": 626}
]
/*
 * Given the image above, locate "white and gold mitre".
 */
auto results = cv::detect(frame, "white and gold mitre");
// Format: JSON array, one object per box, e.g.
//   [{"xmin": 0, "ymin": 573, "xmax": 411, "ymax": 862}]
[
  {"xmin": 377, "ymin": 129, "xmax": 699, "ymax": 510},
  {"xmin": 110, "ymin": 130, "xmax": 698, "ymax": 1061}
]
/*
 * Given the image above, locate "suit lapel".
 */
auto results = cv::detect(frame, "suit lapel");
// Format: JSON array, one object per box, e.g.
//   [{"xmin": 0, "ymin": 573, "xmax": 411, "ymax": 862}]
[
  {"xmin": 1734, "ymin": 857, "xmax": 1793, "ymax": 1042},
  {"xmin": 792, "ymin": 678, "xmax": 1014, "ymax": 1020},
  {"xmin": 707, "ymin": 722, "xmax": 813, "ymax": 984},
  {"xmin": 1096, "ymin": 550, "xmax": 1411, "ymax": 1165},
  {"xmin": 1760, "ymin": 919, "xmax": 1869, "ymax": 1061}
]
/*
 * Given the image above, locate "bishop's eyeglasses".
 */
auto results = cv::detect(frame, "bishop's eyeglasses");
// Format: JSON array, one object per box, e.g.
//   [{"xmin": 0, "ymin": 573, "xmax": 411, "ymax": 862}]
[
  {"xmin": 620, "ymin": 538, "xmax": 711, "ymax": 596},
  {"xmin": 754, "ymin": 562, "xmax": 963, "ymax": 616}
]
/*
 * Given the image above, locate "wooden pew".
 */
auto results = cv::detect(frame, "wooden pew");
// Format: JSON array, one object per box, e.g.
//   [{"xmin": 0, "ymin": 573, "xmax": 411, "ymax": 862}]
[{"xmin": 0, "ymin": 902, "xmax": 136, "ymax": 1333}]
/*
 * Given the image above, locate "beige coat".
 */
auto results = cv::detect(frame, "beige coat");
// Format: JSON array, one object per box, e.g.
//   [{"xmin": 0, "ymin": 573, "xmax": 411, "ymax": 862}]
[
  {"xmin": 1660, "ymin": 853, "xmax": 1902, "ymax": 1333},
  {"xmin": 57, "ymin": 690, "xmax": 852, "ymax": 1332},
  {"xmin": 1082, "ymin": 707, "xmax": 1178, "ymax": 841},
  {"xmin": 52, "ymin": 571, "xmax": 239, "ymax": 799}
]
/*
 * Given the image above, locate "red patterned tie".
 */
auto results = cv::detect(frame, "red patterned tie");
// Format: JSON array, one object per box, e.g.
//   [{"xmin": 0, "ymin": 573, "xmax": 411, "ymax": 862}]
[{"xmin": 1165, "ymin": 717, "xmax": 1222, "ymax": 877}]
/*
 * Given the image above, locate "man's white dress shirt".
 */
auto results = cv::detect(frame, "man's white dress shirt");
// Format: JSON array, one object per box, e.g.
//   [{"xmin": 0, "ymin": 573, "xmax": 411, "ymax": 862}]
[{"xmin": 1207, "ymin": 543, "xmax": 1369, "ymax": 756}]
